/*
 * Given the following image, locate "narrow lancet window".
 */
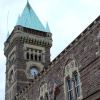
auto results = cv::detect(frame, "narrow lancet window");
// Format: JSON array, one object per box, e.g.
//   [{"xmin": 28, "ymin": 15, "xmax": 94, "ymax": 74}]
[
  {"xmin": 26, "ymin": 52, "xmax": 29, "ymax": 59},
  {"xmin": 39, "ymin": 55, "xmax": 41, "ymax": 61},
  {"xmin": 35, "ymin": 55, "xmax": 37, "ymax": 61},
  {"xmin": 31, "ymin": 53, "xmax": 33, "ymax": 60}
]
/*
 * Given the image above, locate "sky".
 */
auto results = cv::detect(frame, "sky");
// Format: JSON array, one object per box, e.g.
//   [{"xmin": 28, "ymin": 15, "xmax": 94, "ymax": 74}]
[{"xmin": 0, "ymin": 0, "xmax": 100, "ymax": 99}]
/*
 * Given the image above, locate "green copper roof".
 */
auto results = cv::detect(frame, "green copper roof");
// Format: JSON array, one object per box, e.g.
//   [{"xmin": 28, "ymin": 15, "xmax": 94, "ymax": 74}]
[
  {"xmin": 46, "ymin": 22, "xmax": 51, "ymax": 32},
  {"xmin": 16, "ymin": 1, "xmax": 46, "ymax": 32}
]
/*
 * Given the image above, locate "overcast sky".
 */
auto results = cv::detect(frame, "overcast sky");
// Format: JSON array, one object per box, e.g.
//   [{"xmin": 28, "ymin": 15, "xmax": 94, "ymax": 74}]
[{"xmin": 0, "ymin": 0, "xmax": 100, "ymax": 99}]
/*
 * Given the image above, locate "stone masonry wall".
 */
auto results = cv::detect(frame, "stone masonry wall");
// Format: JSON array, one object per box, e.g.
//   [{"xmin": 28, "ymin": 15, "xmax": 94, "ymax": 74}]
[{"xmin": 17, "ymin": 21, "xmax": 100, "ymax": 100}]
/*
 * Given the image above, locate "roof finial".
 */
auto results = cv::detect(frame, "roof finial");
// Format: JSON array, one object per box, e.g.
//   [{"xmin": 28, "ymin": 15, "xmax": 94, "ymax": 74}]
[
  {"xmin": 27, "ymin": 0, "xmax": 29, "ymax": 3},
  {"xmin": 6, "ymin": 11, "xmax": 10, "ymax": 40},
  {"xmin": 27, "ymin": 0, "xmax": 29, "ymax": 4},
  {"xmin": 46, "ymin": 22, "xmax": 51, "ymax": 32},
  {"xmin": 27, "ymin": 0, "xmax": 31, "ymax": 9}
]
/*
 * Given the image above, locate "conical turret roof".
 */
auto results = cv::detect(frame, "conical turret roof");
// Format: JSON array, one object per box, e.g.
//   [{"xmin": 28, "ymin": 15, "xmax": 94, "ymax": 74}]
[
  {"xmin": 46, "ymin": 22, "xmax": 51, "ymax": 32},
  {"xmin": 16, "ymin": 1, "xmax": 46, "ymax": 32}
]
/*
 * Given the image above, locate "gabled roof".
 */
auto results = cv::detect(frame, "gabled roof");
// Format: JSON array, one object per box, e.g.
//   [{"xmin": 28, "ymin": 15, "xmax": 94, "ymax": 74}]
[{"xmin": 16, "ymin": 1, "xmax": 46, "ymax": 32}]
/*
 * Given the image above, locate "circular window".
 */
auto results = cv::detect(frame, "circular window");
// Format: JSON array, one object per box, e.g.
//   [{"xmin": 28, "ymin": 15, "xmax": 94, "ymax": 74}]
[{"xmin": 30, "ymin": 66, "xmax": 39, "ymax": 76}]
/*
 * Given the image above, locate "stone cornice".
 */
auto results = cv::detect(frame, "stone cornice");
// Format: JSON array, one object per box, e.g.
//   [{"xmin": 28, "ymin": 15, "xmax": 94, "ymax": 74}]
[
  {"xmin": 4, "ymin": 31, "xmax": 52, "ymax": 56},
  {"xmin": 15, "ymin": 15, "xmax": 100, "ymax": 99}
]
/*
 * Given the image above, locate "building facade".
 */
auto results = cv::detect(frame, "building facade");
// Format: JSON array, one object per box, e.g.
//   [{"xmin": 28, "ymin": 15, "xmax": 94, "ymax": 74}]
[{"xmin": 4, "ymin": 1, "xmax": 100, "ymax": 100}]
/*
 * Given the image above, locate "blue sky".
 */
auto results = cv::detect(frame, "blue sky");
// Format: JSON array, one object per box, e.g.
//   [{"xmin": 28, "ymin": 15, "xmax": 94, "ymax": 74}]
[{"xmin": 0, "ymin": 0, "xmax": 100, "ymax": 99}]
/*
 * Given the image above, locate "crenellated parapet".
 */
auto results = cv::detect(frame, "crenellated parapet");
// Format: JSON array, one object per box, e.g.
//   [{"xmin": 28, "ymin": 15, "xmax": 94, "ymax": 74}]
[{"xmin": 4, "ymin": 25, "xmax": 52, "ymax": 57}]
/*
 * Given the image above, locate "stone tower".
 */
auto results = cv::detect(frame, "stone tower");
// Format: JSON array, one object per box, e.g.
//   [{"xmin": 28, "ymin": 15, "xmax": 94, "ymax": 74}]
[{"xmin": 4, "ymin": 2, "xmax": 52, "ymax": 100}]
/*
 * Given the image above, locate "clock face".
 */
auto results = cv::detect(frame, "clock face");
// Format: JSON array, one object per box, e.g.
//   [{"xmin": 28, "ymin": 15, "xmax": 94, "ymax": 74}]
[{"xmin": 30, "ymin": 67, "xmax": 38, "ymax": 76}]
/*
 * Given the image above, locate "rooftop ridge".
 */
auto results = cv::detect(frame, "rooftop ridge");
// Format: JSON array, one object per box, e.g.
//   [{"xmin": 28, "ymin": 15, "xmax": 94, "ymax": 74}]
[{"xmin": 15, "ymin": 15, "xmax": 100, "ymax": 99}]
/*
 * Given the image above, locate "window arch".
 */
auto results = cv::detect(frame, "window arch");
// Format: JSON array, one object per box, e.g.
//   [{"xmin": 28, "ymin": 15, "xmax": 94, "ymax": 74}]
[
  {"xmin": 31, "ymin": 53, "xmax": 33, "ymax": 60},
  {"xmin": 39, "ymin": 55, "xmax": 41, "ymax": 61},
  {"xmin": 26, "ymin": 52, "xmax": 29, "ymax": 59},
  {"xmin": 35, "ymin": 54, "xmax": 37, "ymax": 61},
  {"xmin": 64, "ymin": 59, "xmax": 82, "ymax": 100}
]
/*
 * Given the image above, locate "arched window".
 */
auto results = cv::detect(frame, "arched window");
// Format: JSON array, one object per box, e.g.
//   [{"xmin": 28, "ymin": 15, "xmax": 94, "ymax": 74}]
[
  {"xmin": 39, "ymin": 55, "xmax": 41, "ymax": 61},
  {"xmin": 35, "ymin": 55, "xmax": 37, "ymax": 61},
  {"xmin": 29, "ymin": 66, "xmax": 39, "ymax": 76},
  {"xmin": 31, "ymin": 53, "xmax": 33, "ymax": 60},
  {"xmin": 39, "ymin": 83, "xmax": 49, "ymax": 100},
  {"xmin": 64, "ymin": 59, "xmax": 82, "ymax": 100},
  {"xmin": 26, "ymin": 52, "xmax": 29, "ymax": 59}
]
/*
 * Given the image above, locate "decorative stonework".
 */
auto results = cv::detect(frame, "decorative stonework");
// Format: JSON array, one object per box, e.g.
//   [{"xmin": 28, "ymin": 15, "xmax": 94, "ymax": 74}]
[
  {"xmin": 63, "ymin": 59, "xmax": 83, "ymax": 100},
  {"xmin": 39, "ymin": 82, "xmax": 49, "ymax": 100},
  {"xmin": 26, "ymin": 61, "xmax": 44, "ymax": 79},
  {"xmin": 4, "ymin": 26, "xmax": 52, "ymax": 56},
  {"xmin": 24, "ymin": 44, "xmax": 45, "ymax": 62}
]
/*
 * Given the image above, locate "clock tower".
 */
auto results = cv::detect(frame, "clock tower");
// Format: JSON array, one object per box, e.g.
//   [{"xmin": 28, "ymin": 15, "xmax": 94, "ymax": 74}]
[{"xmin": 4, "ymin": 1, "xmax": 52, "ymax": 100}]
